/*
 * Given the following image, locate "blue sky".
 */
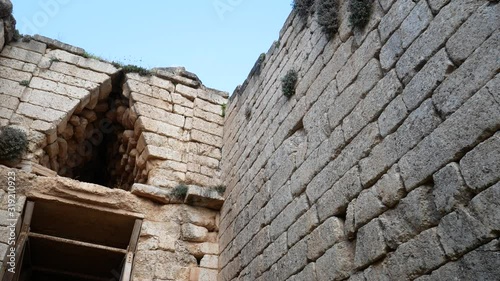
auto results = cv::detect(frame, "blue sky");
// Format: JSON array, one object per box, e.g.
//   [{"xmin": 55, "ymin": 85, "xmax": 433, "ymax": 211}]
[{"xmin": 11, "ymin": 0, "xmax": 292, "ymax": 93}]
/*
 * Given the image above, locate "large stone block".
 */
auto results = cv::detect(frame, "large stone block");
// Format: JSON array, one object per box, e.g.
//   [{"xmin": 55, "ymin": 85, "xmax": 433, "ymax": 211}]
[
  {"xmin": 459, "ymin": 133, "xmax": 500, "ymax": 192},
  {"xmin": 433, "ymin": 30, "xmax": 500, "ymax": 117},
  {"xmin": 437, "ymin": 208, "xmax": 494, "ymax": 259},
  {"xmin": 1, "ymin": 45, "xmax": 43, "ymax": 65},
  {"xmin": 385, "ymin": 228, "xmax": 446, "ymax": 280},
  {"xmin": 336, "ymin": 31, "xmax": 381, "ymax": 92},
  {"xmin": 354, "ymin": 219, "xmax": 388, "ymax": 269},
  {"xmin": 470, "ymin": 182, "xmax": 500, "ymax": 232},
  {"xmin": 396, "ymin": 0, "xmax": 486, "ymax": 83},
  {"xmin": 446, "ymin": 2, "xmax": 500, "ymax": 63},
  {"xmin": 432, "ymin": 163, "xmax": 471, "ymax": 216},
  {"xmin": 269, "ymin": 195, "xmax": 309, "ymax": 240},
  {"xmin": 378, "ymin": 0, "xmax": 416, "ymax": 42},
  {"xmin": 315, "ymin": 241, "xmax": 355, "ymax": 281},
  {"xmin": 401, "ymin": 48, "xmax": 453, "ymax": 111},
  {"xmin": 287, "ymin": 205, "xmax": 319, "ymax": 247},
  {"xmin": 399, "ymin": 89, "xmax": 500, "ymax": 190},
  {"xmin": 360, "ymin": 99, "xmax": 441, "ymax": 187}
]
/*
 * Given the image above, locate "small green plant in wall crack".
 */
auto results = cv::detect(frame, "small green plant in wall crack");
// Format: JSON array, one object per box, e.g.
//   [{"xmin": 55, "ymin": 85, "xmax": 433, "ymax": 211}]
[
  {"xmin": 281, "ymin": 69, "xmax": 299, "ymax": 98},
  {"xmin": 0, "ymin": 126, "xmax": 28, "ymax": 162},
  {"xmin": 292, "ymin": 0, "xmax": 315, "ymax": 20},
  {"xmin": 317, "ymin": 0, "xmax": 340, "ymax": 38},
  {"xmin": 221, "ymin": 103, "xmax": 227, "ymax": 118},
  {"xmin": 349, "ymin": 0, "xmax": 372, "ymax": 29},
  {"xmin": 172, "ymin": 184, "xmax": 189, "ymax": 199},
  {"xmin": 19, "ymin": 80, "xmax": 30, "ymax": 86}
]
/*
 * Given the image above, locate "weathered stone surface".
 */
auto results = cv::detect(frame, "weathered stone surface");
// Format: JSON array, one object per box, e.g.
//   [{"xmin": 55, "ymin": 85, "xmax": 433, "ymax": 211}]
[
  {"xmin": 360, "ymin": 99, "xmax": 442, "ymax": 187},
  {"xmin": 16, "ymin": 102, "xmax": 66, "ymax": 123},
  {"xmin": 469, "ymin": 182, "xmax": 500, "ymax": 232},
  {"xmin": 269, "ymin": 195, "xmax": 308, "ymax": 240},
  {"xmin": 373, "ymin": 165, "xmax": 405, "ymax": 208},
  {"xmin": 415, "ymin": 239, "xmax": 500, "ymax": 281},
  {"xmin": 185, "ymin": 185, "xmax": 224, "ymax": 210},
  {"xmin": 306, "ymin": 216, "xmax": 345, "ymax": 260},
  {"xmin": 432, "ymin": 163, "xmax": 471, "ymax": 216},
  {"xmin": 446, "ymin": 2, "xmax": 500, "ymax": 63},
  {"xmin": 378, "ymin": 0, "xmax": 415, "ymax": 42},
  {"xmin": 437, "ymin": 208, "xmax": 494, "ymax": 259},
  {"xmin": 385, "ymin": 228, "xmax": 447, "ymax": 280},
  {"xmin": 316, "ymin": 241, "xmax": 355, "ymax": 281},
  {"xmin": 33, "ymin": 35, "xmax": 85, "ymax": 55},
  {"xmin": 433, "ymin": 30, "xmax": 500, "ymax": 117},
  {"xmin": 355, "ymin": 219, "xmax": 388, "ymax": 269},
  {"xmin": 181, "ymin": 223, "xmax": 208, "ymax": 242},
  {"xmin": 399, "ymin": 89, "xmax": 500, "ymax": 190},
  {"xmin": 316, "ymin": 166, "xmax": 362, "ymax": 221},
  {"xmin": 396, "ymin": 0, "xmax": 486, "ymax": 83},
  {"xmin": 401, "ymin": 48, "xmax": 453, "ymax": 111},
  {"xmin": 1, "ymin": 45, "xmax": 43, "ymax": 65},
  {"xmin": 336, "ymin": 31, "xmax": 381, "ymax": 92},
  {"xmin": 459, "ymin": 133, "xmax": 500, "ymax": 192},
  {"xmin": 354, "ymin": 189, "xmax": 387, "ymax": 229},
  {"xmin": 287, "ymin": 205, "xmax": 319, "ymax": 247}
]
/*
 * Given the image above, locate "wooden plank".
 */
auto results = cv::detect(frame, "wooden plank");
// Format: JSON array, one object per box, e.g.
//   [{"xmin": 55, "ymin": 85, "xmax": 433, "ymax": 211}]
[
  {"xmin": 2, "ymin": 201, "xmax": 34, "ymax": 281},
  {"xmin": 120, "ymin": 219, "xmax": 142, "ymax": 281},
  {"xmin": 128, "ymin": 219, "xmax": 142, "ymax": 253},
  {"xmin": 28, "ymin": 232, "xmax": 128, "ymax": 254}
]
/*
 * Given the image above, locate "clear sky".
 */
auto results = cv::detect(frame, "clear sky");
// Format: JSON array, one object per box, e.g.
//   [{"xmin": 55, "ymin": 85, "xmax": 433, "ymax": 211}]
[{"xmin": 11, "ymin": 0, "xmax": 292, "ymax": 93}]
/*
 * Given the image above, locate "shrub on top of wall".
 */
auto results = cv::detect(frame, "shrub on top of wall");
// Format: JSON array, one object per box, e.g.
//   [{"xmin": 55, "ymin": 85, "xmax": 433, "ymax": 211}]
[
  {"xmin": 316, "ymin": 0, "xmax": 340, "ymax": 38},
  {"xmin": 292, "ymin": 0, "xmax": 315, "ymax": 20},
  {"xmin": 349, "ymin": 0, "xmax": 372, "ymax": 29},
  {"xmin": 0, "ymin": 126, "xmax": 28, "ymax": 162},
  {"xmin": 282, "ymin": 69, "xmax": 298, "ymax": 98}
]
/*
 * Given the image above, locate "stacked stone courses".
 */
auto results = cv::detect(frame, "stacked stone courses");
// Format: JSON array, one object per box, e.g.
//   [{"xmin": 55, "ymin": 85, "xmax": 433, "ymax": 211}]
[{"xmin": 220, "ymin": 0, "xmax": 499, "ymax": 280}]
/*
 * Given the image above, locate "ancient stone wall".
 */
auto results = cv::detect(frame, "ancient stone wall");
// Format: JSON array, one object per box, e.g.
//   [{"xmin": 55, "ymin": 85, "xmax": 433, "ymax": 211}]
[
  {"xmin": 220, "ymin": 0, "xmax": 500, "ymax": 280},
  {"xmin": 0, "ymin": 36, "xmax": 227, "ymax": 190}
]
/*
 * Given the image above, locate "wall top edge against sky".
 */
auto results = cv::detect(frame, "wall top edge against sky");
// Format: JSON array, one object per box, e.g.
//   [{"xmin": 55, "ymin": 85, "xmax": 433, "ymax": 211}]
[{"xmin": 11, "ymin": 0, "xmax": 293, "ymax": 93}]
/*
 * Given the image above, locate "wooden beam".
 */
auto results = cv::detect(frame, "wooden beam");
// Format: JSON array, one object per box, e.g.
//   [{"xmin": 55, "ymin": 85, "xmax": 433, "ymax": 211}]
[
  {"xmin": 1, "ymin": 201, "xmax": 35, "ymax": 281},
  {"xmin": 120, "ymin": 219, "xmax": 142, "ymax": 281},
  {"xmin": 28, "ymin": 232, "xmax": 128, "ymax": 254}
]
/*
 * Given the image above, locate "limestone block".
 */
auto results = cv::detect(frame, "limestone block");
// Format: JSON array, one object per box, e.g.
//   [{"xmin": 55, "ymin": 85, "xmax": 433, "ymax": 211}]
[
  {"xmin": 274, "ymin": 240, "xmax": 307, "ymax": 281},
  {"xmin": 200, "ymin": 255, "xmax": 218, "ymax": 269},
  {"xmin": 136, "ymin": 116, "xmax": 184, "ymax": 140},
  {"xmin": 16, "ymin": 102, "xmax": 66, "ymax": 123},
  {"xmin": 185, "ymin": 185, "xmax": 224, "ymax": 210},
  {"xmin": 399, "ymin": 89, "xmax": 500, "ymax": 190},
  {"xmin": 314, "ymin": 165, "xmax": 362, "ymax": 222},
  {"xmin": 328, "ymin": 59, "xmax": 382, "ymax": 129},
  {"xmin": 191, "ymin": 129, "xmax": 223, "ymax": 148},
  {"xmin": 288, "ymin": 262, "xmax": 317, "ymax": 281},
  {"xmin": 378, "ymin": 0, "xmax": 415, "ymax": 42},
  {"xmin": 385, "ymin": 228, "xmax": 446, "ymax": 280},
  {"xmin": 0, "ymin": 94, "xmax": 18, "ymax": 110},
  {"xmin": 262, "ymin": 232, "xmax": 287, "ymax": 271},
  {"xmin": 10, "ymin": 39, "xmax": 46, "ymax": 54},
  {"xmin": 354, "ymin": 189, "xmax": 387, "ymax": 229},
  {"xmin": 427, "ymin": 0, "xmax": 449, "ymax": 13},
  {"xmin": 50, "ymin": 61, "xmax": 109, "ymax": 84},
  {"xmin": 433, "ymin": 30, "xmax": 499, "ymax": 117},
  {"xmin": 193, "ymin": 107, "xmax": 224, "ymax": 125},
  {"xmin": 371, "ymin": 166, "xmax": 404, "ymax": 208},
  {"xmin": 395, "ymin": 0, "xmax": 486, "ymax": 83},
  {"xmin": 432, "ymin": 162, "xmax": 471, "ymax": 216},
  {"xmin": 287, "ymin": 205, "xmax": 319, "ymax": 247},
  {"xmin": 269, "ymin": 195, "xmax": 308, "ymax": 240},
  {"xmin": 181, "ymin": 223, "xmax": 209, "ymax": 242},
  {"xmin": 470, "ymin": 182, "xmax": 500, "ymax": 232},
  {"xmin": 133, "ymin": 103, "xmax": 185, "ymax": 128},
  {"xmin": 400, "ymin": 0, "xmax": 433, "ymax": 49},
  {"xmin": 315, "ymin": 241, "xmax": 355, "ymax": 281},
  {"xmin": 354, "ymin": 219, "xmax": 388, "ymax": 269},
  {"xmin": 380, "ymin": 30, "xmax": 403, "ymax": 71},
  {"xmin": 131, "ymin": 183, "xmax": 174, "ymax": 204},
  {"xmin": 185, "ymin": 242, "xmax": 219, "ymax": 257},
  {"xmin": 401, "ymin": 48, "xmax": 453, "ymax": 111},
  {"xmin": 416, "ymin": 239, "xmax": 500, "ymax": 281},
  {"xmin": 377, "ymin": 96, "xmax": 408, "ymax": 136},
  {"xmin": 360, "ymin": 99, "xmax": 441, "ymax": 187},
  {"xmin": 459, "ymin": 133, "xmax": 500, "ymax": 192},
  {"xmin": 342, "ymin": 70, "xmax": 402, "ymax": 141},
  {"xmin": 172, "ymin": 92, "xmax": 194, "ymax": 108},
  {"xmin": 0, "ymin": 65, "xmax": 32, "ymax": 81},
  {"xmin": 1, "ymin": 45, "xmax": 43, "ymax": 65},
  {"xmin": 131, "ymin": 91, "xmax": 172, "ymax": 112},
  {"xmin": 176, "ymin": 83, "xmax": 199, "ymax": 99},
  {"xmin": 437, "ymin": 208, "xmax": 494, "ymax": 259},
  {"xmin": 446, "ymin": 2, "xmax": 500, "ymax": 63},
  {"xmin": 306, "ymin": 216, "xmax": 346, "ymax": 261},
  {"xmin": 0, "ymin": 77, "xmax": 26, "ymax": 98},
  {"xmin": 198, "ymin": 268, "xmax": 218, "ymax": 281},
  {"xmin": 0, "ymin": 57, "xmax": 37, "ymax": 73},
  {"xmin": 336, "ymin": 31, "xmax": 381, "ymax": 92},
  {"xmin": 192, "ymin": 118, "xmax": 223, "ymax": 137}
]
